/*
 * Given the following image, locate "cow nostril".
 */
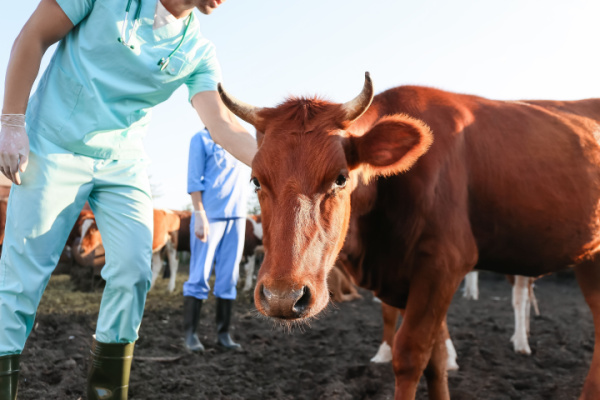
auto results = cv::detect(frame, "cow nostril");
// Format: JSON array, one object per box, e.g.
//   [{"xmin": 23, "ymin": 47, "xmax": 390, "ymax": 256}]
[{"xmin": 292, "ymin": 286, "xmax": 311, "ymax": 315}]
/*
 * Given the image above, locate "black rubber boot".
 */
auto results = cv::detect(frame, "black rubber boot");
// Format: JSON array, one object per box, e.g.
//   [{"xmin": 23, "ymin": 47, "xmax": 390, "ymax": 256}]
[
  {"xmin": 0, "ymin": 354, "xmax": 20, "ymax": 400},
  {"xmin": 183, "ymin": 296, "xmax": 204, "ymax": 352},
  {"xmin": 87, "ymin": 340, "xmax": 135, "ymax": 400},
  {"xmin": 216, "ymin": 298, "xmax": 242, "ymax": 350}
]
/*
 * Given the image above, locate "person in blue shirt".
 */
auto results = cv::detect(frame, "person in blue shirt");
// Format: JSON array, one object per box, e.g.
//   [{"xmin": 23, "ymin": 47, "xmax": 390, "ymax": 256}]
[
  {"xmin": 0, "ymin": 1, "xmax": 256, "ymax": 399},
  {"xmin": 184, "ymin": 128, "xmax": 250, "ymax": 352}
]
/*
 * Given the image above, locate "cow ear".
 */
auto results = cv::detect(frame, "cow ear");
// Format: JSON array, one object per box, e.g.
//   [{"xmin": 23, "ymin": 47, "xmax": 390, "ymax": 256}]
[{"xmin": 347, "ymin": 114, "xmax": 433, "ymax": 178}]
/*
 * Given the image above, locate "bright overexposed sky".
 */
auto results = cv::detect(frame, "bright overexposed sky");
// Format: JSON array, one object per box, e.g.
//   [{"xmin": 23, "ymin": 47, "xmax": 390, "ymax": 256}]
[{"xmin": 1, "ymin": 0, "xmax": 599, "ymax": 210}]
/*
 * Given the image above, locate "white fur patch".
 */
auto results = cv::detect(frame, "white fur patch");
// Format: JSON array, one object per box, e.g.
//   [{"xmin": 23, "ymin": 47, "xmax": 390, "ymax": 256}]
[
  {"xmin": 445, "ymin": 338, "xmax": 459, "ymax": 371},
  {"xmin": 78, "ymin": 219, "xmax": 95, "ymax": 253},
  {"xmin": 462, "ymin": 271, "xmax": 479, "ymax": 300},
  {"xmin": 511, "ymin": 275, "xmax": 532, "ymax": 355},
  {"xmin": 370, "ymin": 341, "xmax": 393, "ymax": 363},
  {"xmin": 248, "ymin": 217, "xmax": 263, "ymax": 240}
]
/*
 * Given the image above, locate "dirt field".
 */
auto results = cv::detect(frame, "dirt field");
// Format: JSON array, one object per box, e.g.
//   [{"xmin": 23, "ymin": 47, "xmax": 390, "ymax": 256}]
[{"xmin": 17, "ymin": 268, "xmax": 593, "ymax": 400}]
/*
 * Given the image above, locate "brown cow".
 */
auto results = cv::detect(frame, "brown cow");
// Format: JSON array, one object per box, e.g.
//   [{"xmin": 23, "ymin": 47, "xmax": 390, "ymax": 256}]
[
  {"xmin": 74, "ymin": 208, "xmax": 183, "ymax": 292},
  {"xmin": 241, "ymin": 214, "xmax": 263, "ymax": 292},
  {"xmin": 150, "ymin": 209, "xmax": 181, "ymax": 292},
  {"xmin": 218, "ymin": 73, "xmax": 600, "ymax": 399},
  {"xmin": 327, "ymin": 260, "xmax": 362, "ymax": 303}
]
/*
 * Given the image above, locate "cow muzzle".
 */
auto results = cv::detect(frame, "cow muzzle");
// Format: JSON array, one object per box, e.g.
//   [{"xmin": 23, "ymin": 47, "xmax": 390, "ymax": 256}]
[{"xmin": 257, "ymin": 284, "xmax": 312, "ymax": 320}]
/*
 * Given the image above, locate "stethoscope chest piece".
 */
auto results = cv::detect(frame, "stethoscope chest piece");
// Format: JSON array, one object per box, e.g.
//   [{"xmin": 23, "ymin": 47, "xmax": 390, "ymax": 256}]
[{"xmin": 158, "ymin": 57, "xmax": 170, "ymax": 71}]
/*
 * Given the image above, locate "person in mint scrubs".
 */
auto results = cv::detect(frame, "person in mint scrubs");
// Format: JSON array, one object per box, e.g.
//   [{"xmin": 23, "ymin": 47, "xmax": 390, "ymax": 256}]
[{"xmin": 0, "ymin": 1, "xmax": 256, "ymax": 399}]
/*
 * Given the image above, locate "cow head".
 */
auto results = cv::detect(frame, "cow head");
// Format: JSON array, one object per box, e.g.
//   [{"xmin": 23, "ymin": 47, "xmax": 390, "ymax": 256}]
[{"xmin": 219, "ymin": 73, "xmax": 433, "ymax": 321}]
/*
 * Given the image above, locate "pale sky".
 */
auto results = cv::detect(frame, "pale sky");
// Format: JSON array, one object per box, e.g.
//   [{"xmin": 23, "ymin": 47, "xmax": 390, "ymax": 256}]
[{"xmin": 2, "ymin": 1, "xmax": 599, "ymax": 210}]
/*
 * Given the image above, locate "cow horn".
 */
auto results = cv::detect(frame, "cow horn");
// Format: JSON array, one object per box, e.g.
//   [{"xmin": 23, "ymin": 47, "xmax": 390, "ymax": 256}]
[
  {"xmin": 217, "ymin": 83, "xmax": 262, "ymax": 126},
  {"xmin": 341, "ymin": 72, "xmax": 374, "ymax": 123}
]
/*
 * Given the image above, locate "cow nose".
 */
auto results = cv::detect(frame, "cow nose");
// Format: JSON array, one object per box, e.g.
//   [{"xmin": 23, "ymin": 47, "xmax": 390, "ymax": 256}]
[{"xmin": 259, "ymin": 284, "xmax": 312, "ymax": 319}]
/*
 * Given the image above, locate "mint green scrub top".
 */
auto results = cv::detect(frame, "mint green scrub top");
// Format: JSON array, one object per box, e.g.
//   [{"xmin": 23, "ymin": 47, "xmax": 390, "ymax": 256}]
[{"xmin": 26, "ymin": 0, "xmax": 222, "ymax": 159}]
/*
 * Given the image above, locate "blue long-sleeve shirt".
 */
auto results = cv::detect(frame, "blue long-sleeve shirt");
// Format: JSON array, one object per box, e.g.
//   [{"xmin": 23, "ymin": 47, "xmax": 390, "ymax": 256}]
[{"xmin": 187, "ymin": 129, "xmax": 250, "ymax": 219}]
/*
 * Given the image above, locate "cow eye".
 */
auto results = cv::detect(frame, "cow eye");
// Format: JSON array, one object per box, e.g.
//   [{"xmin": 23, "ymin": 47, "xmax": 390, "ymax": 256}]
[
  {"xmin": 333, "ymin": 174, "xmax": 348, "ymax": 189},
  {"xmin": 251, "ymin": 177, "xmax": 261, "ymax": 191}
]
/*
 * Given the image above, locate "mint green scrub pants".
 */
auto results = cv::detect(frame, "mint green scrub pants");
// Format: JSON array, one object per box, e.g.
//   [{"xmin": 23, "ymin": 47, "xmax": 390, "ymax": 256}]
[{"xmin": 0, "ymin": 135, "xmax": 153, "ymax": 355}]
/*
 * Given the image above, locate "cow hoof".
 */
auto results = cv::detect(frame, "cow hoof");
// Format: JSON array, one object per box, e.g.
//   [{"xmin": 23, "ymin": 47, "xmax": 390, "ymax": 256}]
[
  {"xmin": 511, "ymin": 338, "xmax": 532, "ymax": 355},
  {"xmin": 446, "ymin": 360, "xmax": 460, "ymax": 371},
  {"xmin": 370, "ymin": 342, "xmax": 392, "ymax": 363}
]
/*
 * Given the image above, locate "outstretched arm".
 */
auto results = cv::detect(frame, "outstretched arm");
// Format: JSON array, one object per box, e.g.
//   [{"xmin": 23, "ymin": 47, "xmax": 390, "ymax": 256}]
[
  {"xmin": 1, "ymin": 0, "xmax": 74, "ymax": 184},
  {"xmin": 3, "ymin": 0, "xmax": 74, "ymax": 114},
  {"xmin": 191, "ymin": 90, "xmax": 257, "ymax": 167}
]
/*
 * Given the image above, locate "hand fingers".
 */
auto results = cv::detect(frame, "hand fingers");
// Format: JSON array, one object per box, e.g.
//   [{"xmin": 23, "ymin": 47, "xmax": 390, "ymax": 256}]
[
  {"xmin": 8, "ymin": 154, "xmax": 20, "ymax": 185},
  {"xmin": 0, "ymin": 153, "xmax": 19, "ymax": 184},
  {"xmin": 19, "ymin": 153, "xmax": 29, "ymax": 173}
]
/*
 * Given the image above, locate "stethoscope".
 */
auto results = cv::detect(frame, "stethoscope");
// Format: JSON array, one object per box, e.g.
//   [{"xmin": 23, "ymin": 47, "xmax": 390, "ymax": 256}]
[{"xmin": 117, "ymin": 0, "xmax": 194, "ymax": 71}]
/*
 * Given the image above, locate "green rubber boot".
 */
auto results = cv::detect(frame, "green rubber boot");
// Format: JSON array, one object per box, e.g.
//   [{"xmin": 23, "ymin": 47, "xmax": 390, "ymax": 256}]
[
  {"xmin": 0, "ymin": 354, "xmax": 20, "ymax": 400},
  {"xmin": 87, "ymin": 340, "xmax": 135, "ymax": 400}
]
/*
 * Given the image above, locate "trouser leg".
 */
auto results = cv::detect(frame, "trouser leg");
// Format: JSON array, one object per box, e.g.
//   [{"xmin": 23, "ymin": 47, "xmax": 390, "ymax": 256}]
[
  {"xmin": 0, "ymin": 135, "xmax": 92, "ymax": 355},
  {"xmin": 214, "ymin": 219, "xmax": 244, "ymax": 350},
  {"xmin": 182, "ymin": 218, "xmax": 225, "ymax": 300},
  {"xmin": 87, "ymin": 158, "xmax": 153, "ymax": 343},
  {"xmin": 213, "ymin": 218, "xmax": 244, "ymax": 300}
]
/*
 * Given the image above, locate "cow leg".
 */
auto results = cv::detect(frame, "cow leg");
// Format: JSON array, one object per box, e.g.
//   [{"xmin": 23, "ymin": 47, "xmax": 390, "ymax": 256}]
[
  {"xmin": 511, "ymin": 275, "xmax": 532, "ymax": 355},
  {"xmin": 150, "ymin": 251, "xmax": 162, "ymax": 290},
  {"xmin": 575, "ymin": 261, "xmax": 600, "ymax": 399},
  {"xmin": 441, "ymin": 319, "xmax": 459, "ymax": 371},
  {"xmin": 166, "ymin": 240, "xmax": 179, "ymax": 293},
  {"xmin": 423, "ymin": 321, "xmax": 451, "ymax": 400},
  {"xmin": 242, "ymin": 254, "xmax": 256, "ymax": 292},
  {"xmin": 392, "ymin": 272, "xmax": 461, "ymax": 400},
  {"xmin": 371, "ymin": 303, "xmax": 401, "ymax": 363},
  {"xmin": 462, "ymin": 270, "xmax": 479, "ymax": 300}
]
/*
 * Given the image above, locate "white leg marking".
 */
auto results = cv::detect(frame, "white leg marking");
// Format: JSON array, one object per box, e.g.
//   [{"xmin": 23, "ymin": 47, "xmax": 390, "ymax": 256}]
[
  {"xmin": 445, "ymin": 338, "xmax": 460, "ymax": 371},
  {"xmin": 166, "ymin": 240, "xmax": 178, "ymax": 293},
  {"xmin": 462, "ymin": 271, "xmax": 479, "ymax": 300},
  {"xmin": 150, "ymin": 251, "xmax": 162, "ymax": 290},
  {"xmin": 370, "ymin": 341, "xmax": 393, "ymax": 363},
  {"xmin": 242, "ymin": 254, "xmax": 256, "ymax": 292},
  {"xmin": 511, "ymin": 275, "xmax": 532, "ymax": 355}
]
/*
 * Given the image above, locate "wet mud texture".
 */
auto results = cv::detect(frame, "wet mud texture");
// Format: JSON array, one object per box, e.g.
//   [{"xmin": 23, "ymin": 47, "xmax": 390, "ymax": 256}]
[{"xmin": 18, "ymin": 271, "xmax": 593, "ymax": 399}]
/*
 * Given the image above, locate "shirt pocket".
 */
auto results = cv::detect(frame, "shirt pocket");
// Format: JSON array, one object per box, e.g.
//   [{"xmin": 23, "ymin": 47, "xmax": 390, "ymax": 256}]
[
  {"xmin": 162, "ymin": 55, "xmax": 193, "ymax": 77},
  {"xmin": 30, "ymin": 64, "xmax": 83, "ymax": 136}
]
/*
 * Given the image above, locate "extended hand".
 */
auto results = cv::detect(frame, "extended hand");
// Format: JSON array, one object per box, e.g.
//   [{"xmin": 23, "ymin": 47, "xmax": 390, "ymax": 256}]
[
  {"xmin": 194, "ymin": 210, "xmax": 209, "ymax": 242},
  {"xmin": 0, "ymin": 114, "xmax": 30, "ymax": 185}
]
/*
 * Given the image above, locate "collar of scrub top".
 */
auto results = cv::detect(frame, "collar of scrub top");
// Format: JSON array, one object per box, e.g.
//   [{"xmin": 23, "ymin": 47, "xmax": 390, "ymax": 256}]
[{"xmin": 117, "ymin": 0, "xmax": 194, "ymax": 71}]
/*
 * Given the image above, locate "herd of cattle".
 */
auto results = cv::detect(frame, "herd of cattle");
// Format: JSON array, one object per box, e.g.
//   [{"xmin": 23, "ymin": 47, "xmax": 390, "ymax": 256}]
[
  {"xmin": 1, "ymin": 72, "xmax": 599, "ymax": 398},
  {"xmin": 0, "ymin": 196, "xmax": 541, "ymax": 371}
]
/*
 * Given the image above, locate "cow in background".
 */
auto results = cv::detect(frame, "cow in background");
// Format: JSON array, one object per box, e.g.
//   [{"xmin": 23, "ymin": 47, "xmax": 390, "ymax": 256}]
[
  {"xmin": 462, "ymin": 271, "xmax": 540, "ymax": 354},
  {"xmin": 218, "ymin": 73, "xmax": 600, "ymax": 399},
  {"xmin": 327, "ymin": 260, "xmax": 362, "ymax": 303},
  {"xmin": 150, "ymin": 209, "xmax": 181, "ymax": 292},
  {"xmin": 73, "ymin": 208, "xmax": 184, "ymax": 292},
  {"xmin": 241, "ymin": 214, "xmax": 263, "ymax": 292}
]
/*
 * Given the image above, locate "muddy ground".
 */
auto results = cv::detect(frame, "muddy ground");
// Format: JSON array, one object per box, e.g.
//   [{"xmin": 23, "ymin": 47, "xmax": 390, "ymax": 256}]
[{"xmin": 17, "ymin": 267, "xmax": 593, "ymax": 400}]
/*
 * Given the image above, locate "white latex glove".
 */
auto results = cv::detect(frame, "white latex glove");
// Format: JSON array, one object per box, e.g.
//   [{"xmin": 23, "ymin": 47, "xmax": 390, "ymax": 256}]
[
  {"xmin": 0, "ymin": 114, "xmax": 29, "ymax": 185},
  {"xmin": 194, "ymin": 209, "xmax": 209, "ymax": 242}
]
